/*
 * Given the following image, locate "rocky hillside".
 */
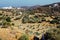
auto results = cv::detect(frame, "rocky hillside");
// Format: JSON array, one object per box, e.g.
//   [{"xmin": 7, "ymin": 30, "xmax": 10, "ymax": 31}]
[{"xmin": 24, "ymin": 2, "xmax": 60, "ymax": 16}]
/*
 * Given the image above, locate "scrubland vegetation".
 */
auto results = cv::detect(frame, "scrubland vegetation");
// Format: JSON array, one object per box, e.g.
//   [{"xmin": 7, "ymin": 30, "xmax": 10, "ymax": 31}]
[{"xmin": 0, "ymin": 6, "xmax": 60, "ymax": 40}]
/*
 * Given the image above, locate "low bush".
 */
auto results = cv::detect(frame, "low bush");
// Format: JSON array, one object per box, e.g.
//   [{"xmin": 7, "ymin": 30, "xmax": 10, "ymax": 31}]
[
  {"xmin": 18, "ymin": 34, "xmax": 29, "ymax": 40},
  {"xmin": 6, "ymin": 17, "xmax": 11, "ymax": 22},
  {"xmin": 41, "ymin": 28, "xmax": 60, "ymax": 40}
]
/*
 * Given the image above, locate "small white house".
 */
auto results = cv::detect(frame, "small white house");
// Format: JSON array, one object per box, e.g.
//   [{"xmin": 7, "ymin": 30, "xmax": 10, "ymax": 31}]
[
  {"xmin": 53, "ymin": 4, "xmax": 59, "ymax": 7},
  {"xmin": 2, "ymin": 6, "xmax": 13, "ymax": 9}
]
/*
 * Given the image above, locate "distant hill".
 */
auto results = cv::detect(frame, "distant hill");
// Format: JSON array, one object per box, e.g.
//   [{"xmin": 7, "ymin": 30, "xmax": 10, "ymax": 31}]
[
  {"xmin": 21, "ymin": 2, "xmax": 60, "ymax": 16},
  {"xmin": 21, "ymin": 2, "xmax": 60, "ymax": 8},
  {"xmin": 41, "ymin": 2, "xmax": 60, "ymax": 7}
]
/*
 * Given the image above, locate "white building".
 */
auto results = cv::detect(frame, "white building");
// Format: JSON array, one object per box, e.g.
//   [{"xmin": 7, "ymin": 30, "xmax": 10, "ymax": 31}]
[
  {"xmin": 2, "ymin": 6, "xmax": 13, "ymax": 9},
  {"xmin": 53, "ymin": 4, "xmax": 59, "ymax": 7}
]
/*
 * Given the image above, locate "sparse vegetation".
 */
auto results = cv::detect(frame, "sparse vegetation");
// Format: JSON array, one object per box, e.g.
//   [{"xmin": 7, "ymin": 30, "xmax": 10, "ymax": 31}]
[
  {"xmin": 41, "ymin": 28, "xmax": 60, "ymax": 40},
  {"xmin": 0, "ymin": 5, "xmax": 60, "ymax": 40},
  {"xmin": 57, "ymin": 25, "xmax": 60, "ymax": 28},
  {"xmin": 2, "ymin": 21, "xmax": 11, "ymax": 28},
  {"xmin": 6, "ymin": 17, "xmax": 11, "ymax": 22},
  {"xmin": 22, "ymin": 16, "xmax": 29, "ymax": 23},
  {"xmin": 18, "ymin": 34, "xmax": 29, "ymax": 40},
  {"xmin": 12, "ymin": 23, "xmax": 14, "ymax": 26},
  {"xmin": 0, "ymin": 22, "xmax": 2, "ymax": 26},
  {"xmin": 50, "ymin": 19, "xmax": 58, "ymax": 24},
  {"xmin": 35, "ymin": 32, "xmax": 40, "ymax": 35}
]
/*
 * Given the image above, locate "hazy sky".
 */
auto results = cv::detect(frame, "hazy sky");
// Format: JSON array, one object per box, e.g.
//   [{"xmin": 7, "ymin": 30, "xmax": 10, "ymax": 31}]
[{"xmin": 0, "ymin": 0, "xmax": 60, "ymax": 7}]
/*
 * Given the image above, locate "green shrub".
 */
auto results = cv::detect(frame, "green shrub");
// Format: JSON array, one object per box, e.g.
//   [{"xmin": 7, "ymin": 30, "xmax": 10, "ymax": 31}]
[
  {"xmin": 6, "ymin": 17, "xmax": 11, "ymax": 22},
  {"xmin": 35, "ymin": 32, "xmax": 40, "ymax": 35},
  {"xmin": 2, "ymin": 21, "xmax": 11, "ymax": 28},
  {"xmin": 14, "ymin": 17, "xmax": 21, "ymax": 20},
  {"xmin": 57, "ymin": 25, "xmax": 60, "ymax": 28},
  {"xmin": 12, "ymin": 23, "xmax": 14, "ymax": 26},
  {"xmin": 22, "ymin": 16, "xmax": 29, "ymax": 23},
  {"xmin": 43, "ymin": 28, "xmax": 60, "ymax": 40},
  {"xmin": 0, "ymin": 16, "xmax": 3, "ymax": 20},
  {"xmin": 18, "ymin": 34, "xmax": 29, "ymax": 40},
  {"xmin": 50, "ymin": 19, "xmax": 59, "ymax": 24},
  {"xmin": 0, "ymin": 23, "xmax": 2, "ymax": 26},
  {"xmin": 42, "ymin": 17, "xmax": 46, "ymax": 21},
  {"xmin": 50, "ymin": 16, "xmax": 60, "ymax": 24},
  {"xmin": 0, "ymin": 14, "xmax": 2, "ymax": 15}
]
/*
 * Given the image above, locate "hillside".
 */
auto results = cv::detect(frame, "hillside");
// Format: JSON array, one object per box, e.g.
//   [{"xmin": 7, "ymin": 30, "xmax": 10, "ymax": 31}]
[{"xmin": 0, "ymin": 2, "xmax": 60, "ymax": 40}]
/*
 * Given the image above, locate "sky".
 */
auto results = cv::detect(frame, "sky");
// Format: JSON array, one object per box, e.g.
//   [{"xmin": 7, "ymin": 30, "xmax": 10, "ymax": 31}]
[{"xmin": 0, "ymin": 0, "xmax": 60, "ymax": 7}]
